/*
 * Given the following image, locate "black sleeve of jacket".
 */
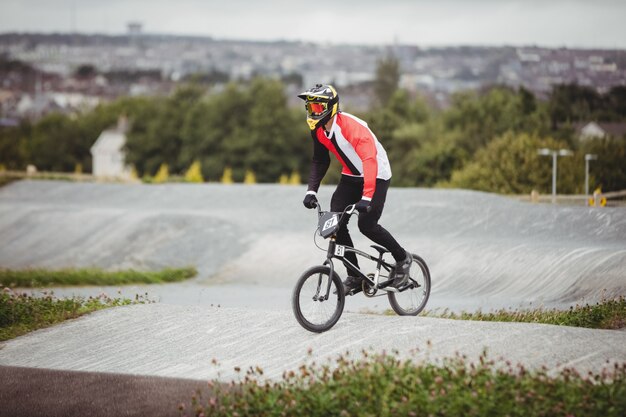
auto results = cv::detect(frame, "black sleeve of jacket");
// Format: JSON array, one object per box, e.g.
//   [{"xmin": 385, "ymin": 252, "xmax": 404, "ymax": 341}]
[{"xmin": 307, "ymin": 130, "xmax": 330, "ymax": 193}]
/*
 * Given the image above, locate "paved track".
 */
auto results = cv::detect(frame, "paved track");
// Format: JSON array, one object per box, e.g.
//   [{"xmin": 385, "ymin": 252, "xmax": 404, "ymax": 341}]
[
  {"xmin": 1, "ymin": 180, "xmax": 625, "ymax": 311},
  {"xmin": 1, "ymin": 304, "xmax": 624, "ymax": 382},
  {"xmin": 1, "ymin": 181, "xmax": 625, "ymax": 413},
  {"xmin": 0, "ymin": 365, "xmax": 210, "ymax": 417}
]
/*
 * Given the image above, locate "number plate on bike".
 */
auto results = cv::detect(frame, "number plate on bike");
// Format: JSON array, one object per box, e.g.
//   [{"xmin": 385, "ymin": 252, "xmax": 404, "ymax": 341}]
[
  {"xmin": 318, "ymin": 212, "xmax": 340, "ymax": 239},
  {"xmin": 334, "ymin": 245, "xmax": 345, "ymax": 257}
]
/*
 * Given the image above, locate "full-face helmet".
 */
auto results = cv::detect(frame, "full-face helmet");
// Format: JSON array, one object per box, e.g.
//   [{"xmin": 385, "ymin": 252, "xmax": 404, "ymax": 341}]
[{"xmin": 297, "ymin": 84, "xmax": 339, "ymax": 130}]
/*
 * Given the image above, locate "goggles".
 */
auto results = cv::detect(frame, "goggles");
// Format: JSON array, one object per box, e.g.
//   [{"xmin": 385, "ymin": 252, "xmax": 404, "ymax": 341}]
[{"xmin": 306, "ymin": 101, "xmax": 328, "ymax": 117}]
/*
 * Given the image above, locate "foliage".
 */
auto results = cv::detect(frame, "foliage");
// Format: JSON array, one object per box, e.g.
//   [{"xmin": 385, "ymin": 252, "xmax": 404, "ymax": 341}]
[
  {"xmin": 579, "ymin": 137, "xmax": 626, "ymax": 192},
  {"xmin": 373, "ymin": 54, "xmax": 401, "ymax": 106},
  {"xmin": 421, "ymin": 296, "xmax": 626, "ymax": 330},
  {"xmin": 443, "ymin": 86, "xmax": 550, "ymax": 157},
  {"xmin": 0, "ymin": 288, "xmax": 149, "ymax": 341},
  {"xmin": 548, "ymin": 84, "xmax": 626, "ymax": 127},
  {"xmin": 221, "ymin": 167, "xmax": 234, "ymax": 184},
  {"xmin": 184, "ymin": 350, "xmax": 626, "ymax": 417},
  {"xmin": 244, "ymin": 170, "xmax": 256, "ymax": 184},
  {"xmin": 153, "ymin": 163, "xmax": 169, "ymax": 183},
  {"xmin": 185, "ymin": 160, "xmax": 205, "ymax": 183},
  {"xmin": 0, "ymin": 267, "xmax": 197, "ymax": 287},
  {"xmin": 443, "ymin": 132, "xmax": 582, "ymax": 194},
  {"xmin": 289, "ymin": 170, "xmax": 301, "ymax": 185},
  {"xmin": 2, "ymin": 79, "xmax": 626, "ymax": 192}
]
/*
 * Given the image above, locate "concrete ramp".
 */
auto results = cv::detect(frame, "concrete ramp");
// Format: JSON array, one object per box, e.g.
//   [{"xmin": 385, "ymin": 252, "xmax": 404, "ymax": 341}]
[
  {"xmin": 0, "ymin": 304, "xmax": 624, "ymax": 381},
  {"xmin": 1, "ymin": 180, "xmax": 625, "ymax": 311}
]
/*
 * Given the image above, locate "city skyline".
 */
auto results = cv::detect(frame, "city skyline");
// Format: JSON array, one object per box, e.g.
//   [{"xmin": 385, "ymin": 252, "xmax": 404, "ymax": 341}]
[{"xmin": 1, "ymin": 0, "xmax": 626, "ymax": 49}]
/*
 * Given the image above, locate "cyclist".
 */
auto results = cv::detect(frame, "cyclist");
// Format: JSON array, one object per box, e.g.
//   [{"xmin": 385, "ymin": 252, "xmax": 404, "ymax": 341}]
[{"xmin": 298, "ymin": 84, "xmax": 412, "ymax": 295}]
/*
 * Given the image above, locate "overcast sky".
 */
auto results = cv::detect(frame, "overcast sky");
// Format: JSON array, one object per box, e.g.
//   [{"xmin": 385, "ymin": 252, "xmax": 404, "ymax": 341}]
[{"xmin": 1, "ymin": 0, "xmax": 625, "ymax": 49}]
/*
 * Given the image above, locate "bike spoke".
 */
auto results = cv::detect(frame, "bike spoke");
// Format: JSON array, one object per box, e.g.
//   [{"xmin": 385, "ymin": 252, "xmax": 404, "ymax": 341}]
[{"xmin": 387, "ymin": 256, "xmax": 431, "ymax": 316}]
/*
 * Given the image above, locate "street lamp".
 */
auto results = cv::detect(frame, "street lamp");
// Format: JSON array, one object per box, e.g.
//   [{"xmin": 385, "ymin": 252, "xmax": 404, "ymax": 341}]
[
  {"xmin": 585, "ymin": 154, "xmax": 598, "ymax": 197},
  {"xmin": 538, "ymin": 148, "xmax": 573, "ymax": 204}
]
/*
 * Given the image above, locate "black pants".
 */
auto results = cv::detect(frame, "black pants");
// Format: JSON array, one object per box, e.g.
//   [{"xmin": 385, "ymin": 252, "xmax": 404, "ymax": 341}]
[{"xmin": 330, "ymin": 175, "xmax": 406, "ymax": 275}]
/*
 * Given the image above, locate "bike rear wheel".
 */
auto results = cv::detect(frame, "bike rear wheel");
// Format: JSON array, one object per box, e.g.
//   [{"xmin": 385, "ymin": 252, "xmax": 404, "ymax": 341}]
[
  {"xmin": 387, "ymin": 254, "xmax": 431, "ymax": 316},
  {"xmin": 292, "ymin": 265, "xmax": 345, "ymax": 333}
]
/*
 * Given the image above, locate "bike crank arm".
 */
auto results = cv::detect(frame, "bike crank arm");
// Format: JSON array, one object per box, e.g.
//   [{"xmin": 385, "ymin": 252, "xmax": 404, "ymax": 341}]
[{"xmin": 375, "ymin": 280, "xmax": 419, "ymax": 294}]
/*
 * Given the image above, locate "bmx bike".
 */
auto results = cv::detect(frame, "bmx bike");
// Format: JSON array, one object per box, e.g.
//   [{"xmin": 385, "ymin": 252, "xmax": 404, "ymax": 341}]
[{"xmin": 292, "ymin": 202, "xmax": 431, "ymax": 333}]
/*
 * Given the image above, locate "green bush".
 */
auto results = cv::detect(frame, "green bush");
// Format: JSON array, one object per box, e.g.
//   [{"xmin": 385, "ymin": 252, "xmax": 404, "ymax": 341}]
[{"xmin": 185, "ymin": 350, "xmax": 625, "ymax": 417}]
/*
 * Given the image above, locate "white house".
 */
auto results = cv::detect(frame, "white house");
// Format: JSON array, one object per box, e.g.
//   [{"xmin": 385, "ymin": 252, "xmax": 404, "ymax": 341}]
[
  {"xmin": 577, "ymin": 121, "xmax": 626, "ymax": 140},
  {"xmin": 90, "ymin": 116, "xmax": 132, "ymax": 179}
]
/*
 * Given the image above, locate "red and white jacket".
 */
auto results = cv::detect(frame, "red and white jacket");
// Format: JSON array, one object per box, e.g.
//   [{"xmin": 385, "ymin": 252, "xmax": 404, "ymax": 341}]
[{"xmin": 306, "ymin": 112, "xmax": 392, "ymax": 200}]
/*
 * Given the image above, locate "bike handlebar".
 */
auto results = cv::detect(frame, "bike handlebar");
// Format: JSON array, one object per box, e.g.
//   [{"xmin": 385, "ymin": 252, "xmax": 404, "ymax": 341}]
[{"xmin": 314, "ymin": 201, "xmax": 357, "ymax": 217}]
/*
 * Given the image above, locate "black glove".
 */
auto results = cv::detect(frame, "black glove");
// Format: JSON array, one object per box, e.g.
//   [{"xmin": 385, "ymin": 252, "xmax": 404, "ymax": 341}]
[
  {"xmin": 355, "ymin": 198, "xmax": 371, "ymax": 213},
  {"xmin": 303, "ymin": 193, "xmax": 318, "ymax": 209}
]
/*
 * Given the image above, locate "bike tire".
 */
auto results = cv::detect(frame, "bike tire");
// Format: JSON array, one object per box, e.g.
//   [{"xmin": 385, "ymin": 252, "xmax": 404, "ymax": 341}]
[
  {"xmin": 387, "ymin": 254, "xmax": 431, "ymax": 316},
  {"xmin": 292, "ymin": 265, "xmax": 345, "ymax": 333}
]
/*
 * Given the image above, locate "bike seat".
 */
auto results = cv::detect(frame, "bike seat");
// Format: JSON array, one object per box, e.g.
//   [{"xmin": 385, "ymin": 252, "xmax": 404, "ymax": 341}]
[{"xmin": 370, "ymin": 245, "xmax": 390, "ymax": 255}]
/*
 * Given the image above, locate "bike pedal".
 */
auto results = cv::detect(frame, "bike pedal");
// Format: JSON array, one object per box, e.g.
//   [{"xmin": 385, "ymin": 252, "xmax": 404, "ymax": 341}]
[{"xmin": 347, "ymin": 288, "xmax": 362, "ymax": 296}]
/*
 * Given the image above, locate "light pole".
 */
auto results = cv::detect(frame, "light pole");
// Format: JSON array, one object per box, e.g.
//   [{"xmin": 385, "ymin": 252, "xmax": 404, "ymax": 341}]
[
  {"xmin": 585, "ymin": 154, "xmax": 598, "ymax": 197},
  {"xmin": 538, "ymin": 148, "xmax": 573, "ymax": 204}
]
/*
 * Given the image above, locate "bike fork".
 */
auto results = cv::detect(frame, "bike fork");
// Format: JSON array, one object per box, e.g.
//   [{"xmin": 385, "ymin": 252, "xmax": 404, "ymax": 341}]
[
  {"xmin": 312, "ymin": 258, "xmax": 335, "ymax": 301},
  {"xmin": 321, "ymin": 258, "xmax": 335, "ymax": 300}
]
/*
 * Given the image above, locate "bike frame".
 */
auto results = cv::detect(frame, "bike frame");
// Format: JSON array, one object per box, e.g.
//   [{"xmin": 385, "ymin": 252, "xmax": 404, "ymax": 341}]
[{"xmin": 315, "ymin": 203, "xmax": 401, "ymax": 300}]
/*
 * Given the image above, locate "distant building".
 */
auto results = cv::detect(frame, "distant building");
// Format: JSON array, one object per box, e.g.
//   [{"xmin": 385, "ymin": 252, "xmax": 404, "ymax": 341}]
[
  {"xmin": 90, "ymin": 116, "xmax": 132, "ymax": 179},
  {"xmin": 127, "ymin": 22, "xmax": 143, "ymax": 36},
  {"xmin": 575, "ymin": 121, "xmax": 626, "ymax": 140},
  {"xmin": 16, "ymin": 94, "xmax": 64, "ymax": 119}
]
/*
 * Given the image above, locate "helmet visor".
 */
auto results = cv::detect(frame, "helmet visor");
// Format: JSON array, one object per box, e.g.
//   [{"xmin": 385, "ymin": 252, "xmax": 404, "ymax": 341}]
[{"xmin": 306, "ymin": 102, "xmax": 328, "ymax": 117}]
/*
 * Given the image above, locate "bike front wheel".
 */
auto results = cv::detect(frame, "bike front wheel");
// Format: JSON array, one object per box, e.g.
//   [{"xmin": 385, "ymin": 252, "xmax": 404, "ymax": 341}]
[
  {"xmin": 387, "ymin": 254, "xmax": 431, "ymax": 316},
  {"xmin": 292, "ymin": 265, "xmax": 345, "ymax": 333}
]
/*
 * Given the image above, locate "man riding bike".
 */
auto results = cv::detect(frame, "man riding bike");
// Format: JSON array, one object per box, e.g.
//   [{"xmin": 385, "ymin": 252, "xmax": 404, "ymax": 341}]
[{"xmin": 298, "ymin": 84, "xmax": 412, "ymax": 295}]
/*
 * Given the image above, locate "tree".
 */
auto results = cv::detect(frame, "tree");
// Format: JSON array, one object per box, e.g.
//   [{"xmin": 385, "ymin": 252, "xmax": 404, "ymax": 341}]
[
  {"xmin": 0, "ymin": 120, "xmax": 31, "ymax": 170},
  {"xmin": 153, "ymin": 163, "xmax": 169, "ymax": 183},
  {"xmin": 548, "ymin": 83, "xmax": 602, "ymax": 128},
  {"xmin": 579, "ymin": 137, "xmax": 626, "ymax": 192},
  {"xmin": 75, "ymin": 64, "xmax": 97, "ymax": 78},
  {"xmin": 244, "ymin": 170, "xmax": 256, "ymax": 184},
  {"xmin": 444, "ymin": 132, "xmax": 579, "ymax": 194},
  {"xmin": 289, "ymin": 170, "xmax": 301, "ymax": 185},
  {"xmin": 443, "ymin": 86, "xmax": 550, "ymax": 158},
  {"xmin": 373, "ymin": 55, "xmax": 400, "ymax": 107},
  {"xmin": 180, "ymin": 83, "xmax": 252, "ymax": 181},
  {"xmin": 244, "ymin": 78, "xmax": 309, "ymax": 182},
  {"xmin": 221, "ymin": 167, "xmax": 234, "ymax": 184},
  {"xmin": 604, "ymin": 86, "xmax": 626, "ymax": 120},
  {"xmin": 26, "ymin": 113, "xmax": 81, "ymax": 172},
  {"xmin": 184, "ymin": 160, "xmax": 204, "ymax": 183}
]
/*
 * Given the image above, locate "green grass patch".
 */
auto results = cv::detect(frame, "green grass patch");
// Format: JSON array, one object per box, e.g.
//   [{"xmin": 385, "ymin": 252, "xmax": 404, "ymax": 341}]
[
  {"xmin": 185, "ymin": 350, "xmax": 626, "ymax": 417},
  {"xmin": 0, "ymin": 266, "xmax": 197, "ymax": 287},
  {"xmin": 414, "ymin": 297, "xmax": 625, "ymax": 330},
  {"xmin": 0, "ymin": 288, "xmax": 148, "ymax": 341}
]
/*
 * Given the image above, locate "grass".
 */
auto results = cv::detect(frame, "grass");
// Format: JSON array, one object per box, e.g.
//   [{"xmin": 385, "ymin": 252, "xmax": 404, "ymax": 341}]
[
  {"xmin": 0, "ymin": 287, "xmax": 148, "ymax": 341},
  {"xmin": 382, "ymin": 297, "xmax": 625, "ymax": 330},
  {"xmin": 0, "ymin": 266, "xmax": 197, "ymax": 287},
  {"xmin": 182, "ymin": 350, "xmax": 626, "ymax": 417}
]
